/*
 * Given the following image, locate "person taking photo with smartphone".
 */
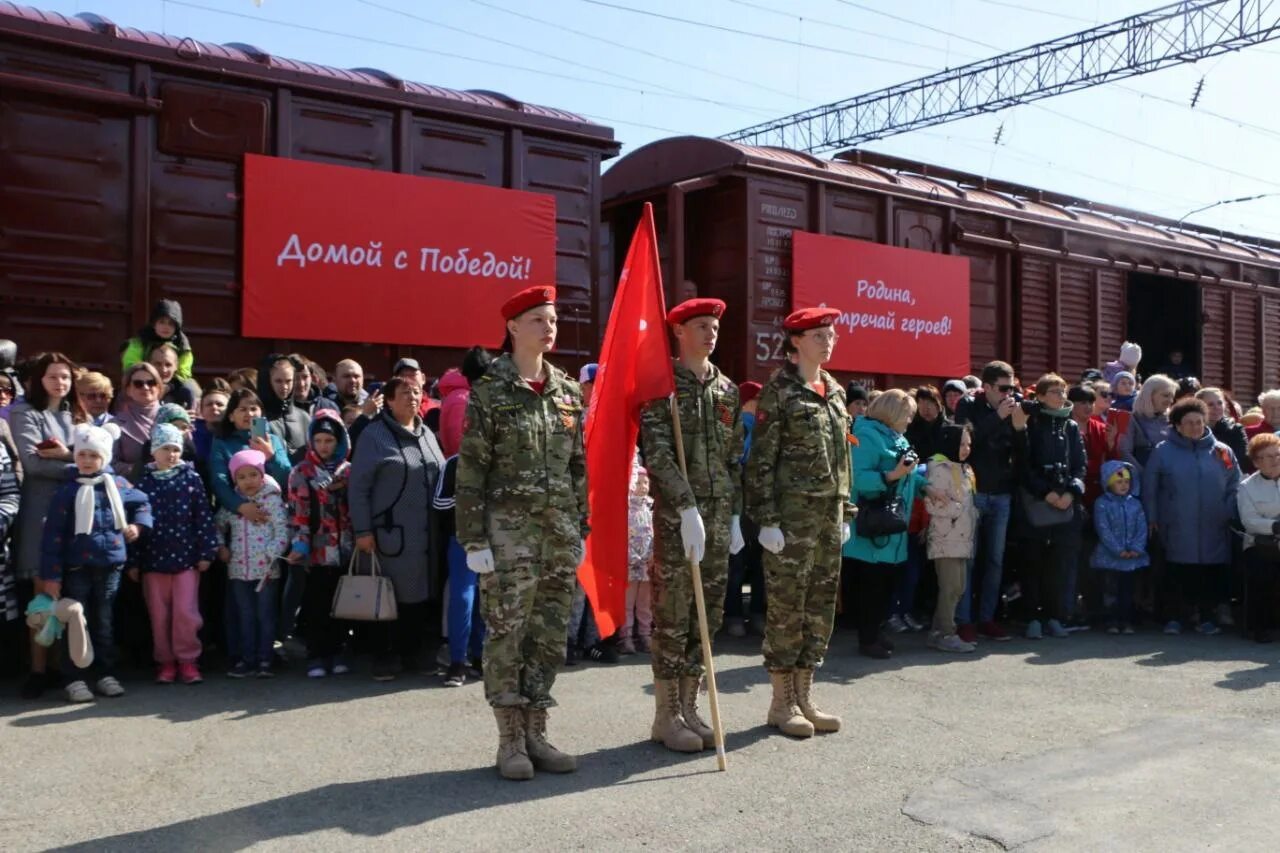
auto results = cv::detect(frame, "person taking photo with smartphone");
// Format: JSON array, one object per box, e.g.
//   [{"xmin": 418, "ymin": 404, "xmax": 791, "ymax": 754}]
[{"xmin": 953, "ymin": 361, "xmax": 1030, "ymax": 644}]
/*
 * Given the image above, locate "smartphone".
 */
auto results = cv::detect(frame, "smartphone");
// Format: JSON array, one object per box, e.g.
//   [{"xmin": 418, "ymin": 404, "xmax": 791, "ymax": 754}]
[
  {"xmin": 36, "ymin": 438, "xmax": 59, "ymax": 450},
  {"xmin": 367, "ymin": 381, "xmax": 384, "ymax": 394},
  {"xmin": 917, "ymin": 462, "xmax": 928, "ymax": 476},
  {"xmin": 250, "ymin": 416, "xmax": 270, "ymax": 441}
]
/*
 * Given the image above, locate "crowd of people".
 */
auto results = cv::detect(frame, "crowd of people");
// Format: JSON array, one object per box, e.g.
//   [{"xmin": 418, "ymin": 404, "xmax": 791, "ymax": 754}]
[{"xmin": 2, "ymin": 298, "xmax": 1280, "ymax": 781}]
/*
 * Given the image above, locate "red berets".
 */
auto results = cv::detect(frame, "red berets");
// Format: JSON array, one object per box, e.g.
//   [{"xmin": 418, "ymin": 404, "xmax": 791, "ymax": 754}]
[
  {"xmin": 783, "ymin": 306, "xmax": 841, "ymax": 332},
  {"xmin": 667, "ymin": 298, "xmax": 726, "ymax": 326},
  {"xmin": 739, "ymin": 381, "xmax": 762, "ymax": 404},
  {"xmin": 501, "ymin": 286, "xmax": 557, "ymax": 321}
]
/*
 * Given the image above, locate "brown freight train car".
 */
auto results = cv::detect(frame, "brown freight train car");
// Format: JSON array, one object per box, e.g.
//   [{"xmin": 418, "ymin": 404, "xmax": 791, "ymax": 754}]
[
  {"xmin": 0, "ymin": 3, "xmax": 618, "ymax": 384},
  {"xmin": 601, "ymin": 136, "xmax": 1280, "ymax": 399}
]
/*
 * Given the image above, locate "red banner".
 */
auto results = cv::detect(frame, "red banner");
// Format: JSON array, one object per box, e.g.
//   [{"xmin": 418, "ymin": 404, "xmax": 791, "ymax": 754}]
[
  {"xmin": 791, "ymin": 231, "xmax": 971, "ymax": 377},
  {"xmin": 241, "ymin": 154, "xmax": 556, "ymax": 348}
]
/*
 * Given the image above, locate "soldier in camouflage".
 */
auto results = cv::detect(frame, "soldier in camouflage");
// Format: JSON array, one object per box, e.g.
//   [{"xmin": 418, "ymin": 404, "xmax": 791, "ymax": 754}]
[
  {"xmin": 456, "ymin": 285, "xmax": 589, "ymax": 781},
  {"xmin": 745, "ymin": 307, "xmax": 854, "ymax": 740},
  {"xmin": 639, "ymin": 298, "xmax": 745, "ymax": 753}
]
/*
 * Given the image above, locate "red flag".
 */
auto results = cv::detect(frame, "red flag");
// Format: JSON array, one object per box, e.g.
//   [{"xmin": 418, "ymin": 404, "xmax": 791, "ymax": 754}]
[{"xmin": 579, "ymin": 203, "xmax": 673, "ymax": 636}]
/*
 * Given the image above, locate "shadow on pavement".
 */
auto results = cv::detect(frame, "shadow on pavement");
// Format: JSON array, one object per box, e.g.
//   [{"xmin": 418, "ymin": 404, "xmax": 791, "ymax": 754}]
[{"xmin": 47, "ymin": 728, "xmax": 774, "ymax": 851}]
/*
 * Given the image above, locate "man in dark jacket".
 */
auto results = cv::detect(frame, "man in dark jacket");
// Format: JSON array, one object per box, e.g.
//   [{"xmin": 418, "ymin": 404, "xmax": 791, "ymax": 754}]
[
  {"xmin": 953, "ymin": 360, "xmax": 1029, "ymax": 642},
  {"xmin": 1016, "ymin": 375, "xmax": 1088, "ymax": 639},
  {"xmin": 257, "ymin": 354, "xmax": 311, "ymax": 463}
]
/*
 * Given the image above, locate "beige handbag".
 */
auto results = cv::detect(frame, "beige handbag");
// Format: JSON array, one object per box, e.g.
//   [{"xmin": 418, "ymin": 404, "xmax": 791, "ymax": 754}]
[{"xmin": 331, "ymin": 550, "xmax": 398, "ymax": 622}]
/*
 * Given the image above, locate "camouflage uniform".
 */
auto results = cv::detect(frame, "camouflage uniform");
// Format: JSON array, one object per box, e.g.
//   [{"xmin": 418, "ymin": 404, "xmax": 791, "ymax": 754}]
[
  {"xmin": 457, "ymin": 354, "xmax": 589, "ymax": 709},
  {"xmin": 745, "ymin": 364, "xmax": 852, "ymax": 672},
  {"xmin": 640, "ymin": 361, "xmax": 744, "ymax": 679}
]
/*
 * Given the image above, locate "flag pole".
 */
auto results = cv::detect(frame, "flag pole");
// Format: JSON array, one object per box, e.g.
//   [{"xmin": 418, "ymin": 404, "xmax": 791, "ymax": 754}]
[{"xmin": 668, "ymin": 396, "xmax": 727, "ymax": 772}]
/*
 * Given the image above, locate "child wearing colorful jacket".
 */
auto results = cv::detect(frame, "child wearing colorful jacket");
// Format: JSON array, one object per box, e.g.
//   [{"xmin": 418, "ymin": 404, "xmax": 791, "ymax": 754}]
[
  {"xmin": 215, "ymin": 449, "xmax": 289, "ymax": 678},
  {"xmin": 285, "ymin": 413, "xmax": 353, "ymax": 678},
  {"xmin": 1091, "ymin": 460, "xmax": 1150, "ymax": 633},
  {"xmin": 923, "ymin": 423, "xmax": 979, "ymax": 654},
  {"xmin": 40, "ymin": 423, "xmax": 152, "ymax": 702},
  {"xmin": 134, "ymin": 424, "xmax": 219, "ymax": 685},
  {"xmin": 621, "ymin": 460, "xmax": 654, "ymax": 655}
]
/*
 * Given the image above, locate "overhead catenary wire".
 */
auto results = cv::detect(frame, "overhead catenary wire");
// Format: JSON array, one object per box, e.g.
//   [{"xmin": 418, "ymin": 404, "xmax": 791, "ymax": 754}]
[
  {"xmin": 726, "ymin": 0, "xmax": 969, "ymax": 56},
  {"xmin": 571, "ymin": 0, "xmax": 939, "ymax": 70},
  {"xmin": 163, "ymin": 0, "xmax": 783, "ymax": 115},
  {"xmin": 356, "ymin": 0, "xmax": 786, "ymax": 116},
  {"xmin": 470, "ymin": 0, "xmax": 808, "ymax": 104}
]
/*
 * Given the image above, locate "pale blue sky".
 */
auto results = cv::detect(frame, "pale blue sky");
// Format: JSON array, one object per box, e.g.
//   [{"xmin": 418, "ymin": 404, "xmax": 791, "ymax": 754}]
[{"xmin": 46, "ymin": 0, "xmax": 1280, "ymax": 240}]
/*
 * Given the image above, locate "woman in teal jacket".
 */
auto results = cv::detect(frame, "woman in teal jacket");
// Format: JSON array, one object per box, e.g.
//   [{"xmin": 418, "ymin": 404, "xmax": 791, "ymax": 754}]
[
  {"xmin": 844, "ymin": 389, "xmax": 935, "ymax": 658},
  {"xmin": 209, "ymin": 388, "xmax": 291, "ymax": 516}
]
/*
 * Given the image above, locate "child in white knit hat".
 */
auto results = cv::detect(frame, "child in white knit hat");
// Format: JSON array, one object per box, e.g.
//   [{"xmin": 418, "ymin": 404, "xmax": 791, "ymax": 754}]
[{"xmin": 39, "ymin": 422, "xmax": 152, "ymax": 702}]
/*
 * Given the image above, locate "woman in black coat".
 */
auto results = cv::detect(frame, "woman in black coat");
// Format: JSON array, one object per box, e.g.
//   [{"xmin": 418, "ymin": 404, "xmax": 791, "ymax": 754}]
[{"xmin": 1198, "ymin": 387, "xmax": 1252, "ymax": 475}]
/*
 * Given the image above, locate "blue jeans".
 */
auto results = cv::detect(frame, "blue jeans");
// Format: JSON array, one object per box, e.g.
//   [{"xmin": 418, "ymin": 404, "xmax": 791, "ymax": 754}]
[
  {"xmin": 446, "ymin": 538, "xmax": 485, "ymax": 664},
  {"xmin": 891, "ymin": 536, "xmax": 925, "ymax": 619},
  {"xmin": 957, "ymin": 492, "xmax": 1011, "ymax": 625},
  {"xmin": 62, "ymin": 565, "xmax": 122, "ymax": 681},
  {"xmin": 227, "ymin": 578, "xmax": 279, "ymax": 666}
]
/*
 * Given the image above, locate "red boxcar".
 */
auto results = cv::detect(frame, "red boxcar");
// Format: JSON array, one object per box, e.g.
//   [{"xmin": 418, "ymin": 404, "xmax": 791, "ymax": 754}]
[
  {"xmin": 0, "ymin": 3, "xmax": 618, "ymax": 384},
  {"xmin": 602, "ymin": 136, "xmax": 1280, "ymax": 400}
]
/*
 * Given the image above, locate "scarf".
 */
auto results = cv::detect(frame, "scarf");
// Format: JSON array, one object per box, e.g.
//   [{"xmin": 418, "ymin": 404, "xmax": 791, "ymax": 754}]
[
  {"xmin": 150, "ymin": 463, "xmax": 183, "ymax": 481},
  {"xmin": 1040, "ymin": 403, "xmax": 1074, "ymax": 419},
  {"xmin": 75, "ymin": 472, "xmax": 126, "ymax": 536},
  {"xmin": 116, "ymin": 398, "xmax": 159, "ymax": 451}
]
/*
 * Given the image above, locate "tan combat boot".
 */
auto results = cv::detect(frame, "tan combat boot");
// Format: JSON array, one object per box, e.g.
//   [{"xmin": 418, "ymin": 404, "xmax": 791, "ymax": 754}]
[
  {"xmin": 493, "ymin": 706, "xmax": 535, "ymax": 780},
  {"xmin": 524, "ymin": 707, "xmax": 578, "ymax": 773},
  {"xmin": 766, "ymin": 669, "xmax": 814, "ymax": 738},
  {"xmin": 651, "ymin": 678, "xmax": 705, "ymax": 752},
  {"xmin": 679, "ymin": 675, "xmax": 716, "ymax": 749},
  {"xmin": 793, "ymin": 668, "xmax": 841, "ymax": 733}
]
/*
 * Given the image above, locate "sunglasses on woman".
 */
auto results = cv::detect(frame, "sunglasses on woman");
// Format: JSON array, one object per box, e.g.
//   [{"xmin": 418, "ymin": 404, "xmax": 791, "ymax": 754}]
[{"xmin": 131, "ymin": 378, "xmax": 158, "ymax": 389}]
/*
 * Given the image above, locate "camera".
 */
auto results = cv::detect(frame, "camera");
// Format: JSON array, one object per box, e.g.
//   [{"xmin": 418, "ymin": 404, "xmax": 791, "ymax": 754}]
[
  {"xmin": 1019, "ymin": 399, "xmax": 1040, "ymax": 415},
  {"xmin": 900, "ymin": 449, "xmax": 919, "ymax": 467}
]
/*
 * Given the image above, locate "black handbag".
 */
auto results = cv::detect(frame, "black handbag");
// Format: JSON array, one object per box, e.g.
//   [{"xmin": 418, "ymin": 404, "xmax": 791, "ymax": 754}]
[{"xmin": 856, "ymin": 478, "xmax": 908, "ymax": 541}]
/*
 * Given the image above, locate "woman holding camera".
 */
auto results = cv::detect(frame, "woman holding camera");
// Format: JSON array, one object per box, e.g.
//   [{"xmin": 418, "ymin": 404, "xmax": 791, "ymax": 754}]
[
  {"xmin": 1016, "ymin": 374, "xmax": 1087, "ymax": 639},
  {"xmin": 845, "ymin": 389, "xmax": 942, "ymax": 659}
]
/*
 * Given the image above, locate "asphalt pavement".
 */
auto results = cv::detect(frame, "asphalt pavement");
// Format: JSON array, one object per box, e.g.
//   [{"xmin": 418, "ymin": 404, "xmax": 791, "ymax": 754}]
[{"xmin": 3, "ymin": 625, "xmax": 1279, "ymax": 851}]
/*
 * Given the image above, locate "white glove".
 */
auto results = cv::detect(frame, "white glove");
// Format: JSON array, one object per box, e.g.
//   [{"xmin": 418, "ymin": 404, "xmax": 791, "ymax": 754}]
[
  {"xmin": 758, "ymin": 526, "xmax": 785, "ymax": 554},
  {"xmin": 729, "ymin": 515, "xmax": 745, "ymax": 556},
  {"xmin": 466, "ymin": 548, "xmax": 495, "ymax": 574},
  {"xmin": 841, "ymin": 521, "xmax": 852, "ymax": 545},
  {"xmin": 679, "ymin": 506, "xmax": 706, "ymax": 564}
]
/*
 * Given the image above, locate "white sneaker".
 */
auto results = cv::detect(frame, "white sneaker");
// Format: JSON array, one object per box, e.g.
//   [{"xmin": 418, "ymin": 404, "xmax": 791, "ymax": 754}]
[
  {"xmin": 1046, "ymin": 619, "xmax": 1070, "ymax": 639},
  {"xmin": 886, "ymin": 615, "xmax": 909, "ymax": 633},
  {"xmin": 903, "ymin": 613, "xmax": 926, "ymax": 632},
  {"xmin": 331, "ymin": 663, "xmax": 350, "ymax": 675},
  {"xmin": 65, "ymin": 680, "xmax": 94, "ymax": 703},
  {"xmin": 1163, "ymin": 620, "xmax": 1182, "ymax": 635},
  {"xmin": 307, "ymin": 665, "xmax": 328, "ymax": 679},
  {"xmin": 1026, "ymin": 619, "xmax": 1043, "ymax": 640},
  {"xmin": 95, "ymin": 676, "xmax": 125, "ymax": 698},
  {"xmin": 935, "ymin": 633, "xmax": 976, "ymax": 653}
]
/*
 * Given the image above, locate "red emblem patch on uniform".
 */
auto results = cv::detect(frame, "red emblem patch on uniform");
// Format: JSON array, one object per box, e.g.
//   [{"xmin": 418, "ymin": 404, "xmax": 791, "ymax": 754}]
[
  {"xmin": 715, "ymin": 402, "xmax": 733, "ymax": 427},
  {"xmin": 756, "ymin": 411, "xmax": 768, "ymax": 425}
]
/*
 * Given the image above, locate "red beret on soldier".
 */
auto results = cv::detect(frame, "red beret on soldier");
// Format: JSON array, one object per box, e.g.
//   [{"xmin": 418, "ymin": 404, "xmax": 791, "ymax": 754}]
[
  {"xmin": 782, "ymin": 306, "xmax": 841, "ymax": 332},
  {"xmin": 501, "ymin": 285, "xmax": 557, "ymax": 320},
  {"xmin": 738, "ymin": 381, "xmax": 762, "ymax": 405},
  {"xmin": 666, "ymin": 297, "xmax": 726, "ymax": 326}
]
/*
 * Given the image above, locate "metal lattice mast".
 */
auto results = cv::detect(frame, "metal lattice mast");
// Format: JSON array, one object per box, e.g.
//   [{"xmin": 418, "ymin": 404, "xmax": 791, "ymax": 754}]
[{"xmin": 721, "ymin": 0, "xmax": 1280, "ymax": 152}]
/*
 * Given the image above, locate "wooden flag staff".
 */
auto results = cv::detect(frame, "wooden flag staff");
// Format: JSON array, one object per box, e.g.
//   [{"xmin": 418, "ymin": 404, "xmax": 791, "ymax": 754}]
[{"xmin": 668, "ymin": 395, "xmax": 728, "ymax": 771}]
